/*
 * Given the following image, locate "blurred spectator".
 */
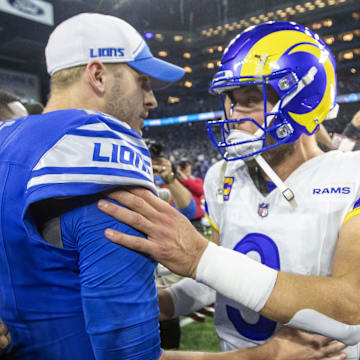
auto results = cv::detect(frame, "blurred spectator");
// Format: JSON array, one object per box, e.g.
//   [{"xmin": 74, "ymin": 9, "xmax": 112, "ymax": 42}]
[
  {"xmin": 342, "ymin": 110, "xmax": 360, "ymax": 151},
  {"xmin": 177, "ymin": 158, "xmax": 205, "ymax": 232},
  {"xmin": 22, "ymin": 100, "xmax": 44, "ymax": 115},
  {"xmin": 0, "ymin": 91, "xmax": 28, "ymax": 121}
]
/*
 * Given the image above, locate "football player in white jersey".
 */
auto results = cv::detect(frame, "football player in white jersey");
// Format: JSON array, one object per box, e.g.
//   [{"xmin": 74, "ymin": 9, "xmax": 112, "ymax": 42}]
[{"xmin": 97, "ymin": 21, "xmax": 360, "ymax": 356}]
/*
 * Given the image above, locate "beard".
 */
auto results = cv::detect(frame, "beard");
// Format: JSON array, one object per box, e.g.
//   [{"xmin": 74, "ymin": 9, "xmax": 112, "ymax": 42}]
[{"xmin": 104, "ymin": 83, "xmax": 132, "ymax": 124}]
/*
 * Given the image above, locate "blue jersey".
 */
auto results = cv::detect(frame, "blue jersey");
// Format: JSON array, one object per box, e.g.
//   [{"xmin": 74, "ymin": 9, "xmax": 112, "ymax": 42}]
[{"xmin": 0, "ymin": 110, "xmax": 161, "ymax": 359}]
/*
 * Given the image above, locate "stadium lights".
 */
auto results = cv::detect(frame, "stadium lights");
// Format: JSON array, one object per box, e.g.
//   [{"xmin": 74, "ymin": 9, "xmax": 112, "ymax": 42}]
[
  {"xmin": 322, "ymin": 19, "xmax": 333, "ymax": 27},
  {"xmin": 174, "ymin": 35, "xmax": 183, "ymax": 42},
  {"xmin": 155, "ymin": 33, "xmax": 164, "ymax": 41},
  {"xmin": 312, "ymin": 22, "xmax": 322, "ymax": 29},
  {"xmin": 144, "ymin": 32, "xmax": 154, "ymax": 39},
  {"xmin": 184, "ymin": 81, "xmax": 192, "ymax": 88},
  {"xmin": 342, "ymin": 33, "xmax": 354, "ymax": 41},
  {"xmin": 343, "ymin": 51, "xmax": 354, "ymax": 60},
  {"xmin": 324, "ymin": 35, "xmax": 335, "ymax": 45},
  {"xmin": 168, "ymin": 96, "xmax": 180, "ymax": 104},
  {"xmin": 350, "ymin": 68, "xmax": 357, "ymax": 74},
  {"xmin": 206, "ymin": 62, "xmax": 215, "ymax": 69},
  {"xmin": 158, "ymin": 50, "xmax": 168, "ymax": 57},
  {"xmin": 183, "ymin": 52, "xmax": 191, "ymax": 59},
  {"xmin": 184, "ymin": 66, "xmax": 192, "ymax": 73}
]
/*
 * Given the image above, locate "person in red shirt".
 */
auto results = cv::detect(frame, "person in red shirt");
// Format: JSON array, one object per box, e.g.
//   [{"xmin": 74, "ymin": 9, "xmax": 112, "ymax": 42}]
[{"xmin": 177, "ymin": 159, "xmax": 204, "ymax": 232}]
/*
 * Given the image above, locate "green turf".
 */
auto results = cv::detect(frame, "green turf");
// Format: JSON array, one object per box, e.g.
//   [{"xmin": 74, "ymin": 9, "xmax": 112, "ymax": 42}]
[{"xmin": 179, "ymin": 316, "xmax": 221, "ymax": 352}]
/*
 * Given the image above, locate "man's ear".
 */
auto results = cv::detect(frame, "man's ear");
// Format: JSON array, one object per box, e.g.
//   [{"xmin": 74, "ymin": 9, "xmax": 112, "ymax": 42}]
[{"xmin": 86, "ymin": 60, "xmax": 107, "ymax": 96}]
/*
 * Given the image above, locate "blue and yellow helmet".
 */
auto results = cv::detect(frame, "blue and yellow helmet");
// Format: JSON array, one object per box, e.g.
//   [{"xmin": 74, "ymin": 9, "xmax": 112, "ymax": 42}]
[{"xmin": 208, "ymin": 21, "xmax": 338, "ymax": 160}]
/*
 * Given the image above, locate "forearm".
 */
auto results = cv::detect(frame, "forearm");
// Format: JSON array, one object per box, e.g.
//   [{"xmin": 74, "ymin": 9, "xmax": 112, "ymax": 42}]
[
  {"xmin": 168, "ymin": 179, "xmax": 193, "ymax": 209},
  {"xmin": 263, "ymin": 272, "xmax": 360, "ymax": 324},
  {"xmin": 343, "ymin": 122, "xmax": 360, "ymax": 141},
  {"xmin": 182, "ymin": 179, "xmax": 204, "ymax": 197},
  {"xmin": 163, "ymin": 343, "xmax": 275, "ymax": 360}
]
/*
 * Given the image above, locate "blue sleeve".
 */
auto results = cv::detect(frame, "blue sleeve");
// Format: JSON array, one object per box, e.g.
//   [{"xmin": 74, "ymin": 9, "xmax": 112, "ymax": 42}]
[
  {"xmin": 174, "ymin": 197, "xmax": 197, "ymax": 219},
  {"xmin": 61, "ymin": 199, "xmax": 162, "ymax": 360}
]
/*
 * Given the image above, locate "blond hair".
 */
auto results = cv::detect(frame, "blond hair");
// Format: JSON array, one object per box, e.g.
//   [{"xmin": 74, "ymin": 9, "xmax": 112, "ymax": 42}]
[{"xmin": 50, "ymin": 65, "xmax": 86, "ymax": 92}]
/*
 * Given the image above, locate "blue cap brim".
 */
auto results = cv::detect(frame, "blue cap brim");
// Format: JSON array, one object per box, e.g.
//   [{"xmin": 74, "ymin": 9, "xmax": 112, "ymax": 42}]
[{"xmin": 128, "ymin": 56, "xmax": 185, "ymax": 82}]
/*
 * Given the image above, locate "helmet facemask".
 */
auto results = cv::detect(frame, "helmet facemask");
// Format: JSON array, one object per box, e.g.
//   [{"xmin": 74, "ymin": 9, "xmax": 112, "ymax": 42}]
[{"xmin": 207, "ymin": 70, "xmax": 299, "ymax": 161}]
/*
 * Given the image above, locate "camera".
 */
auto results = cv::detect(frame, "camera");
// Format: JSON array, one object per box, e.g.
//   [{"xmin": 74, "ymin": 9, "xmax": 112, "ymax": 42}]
[{"xmin": 145, "ymin": 138, "xmax": 164, "ymax": 159}]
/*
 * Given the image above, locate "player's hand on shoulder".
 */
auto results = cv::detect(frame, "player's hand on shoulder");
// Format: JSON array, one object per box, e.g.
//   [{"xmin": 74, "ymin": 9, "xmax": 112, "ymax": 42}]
[
  {"xmin": 0, "ymin": 318, "xmax": 10, "ymax": 355},
  {"xmin": 270, "ymin": 327, "xmax": 347, "ymax": 360}
]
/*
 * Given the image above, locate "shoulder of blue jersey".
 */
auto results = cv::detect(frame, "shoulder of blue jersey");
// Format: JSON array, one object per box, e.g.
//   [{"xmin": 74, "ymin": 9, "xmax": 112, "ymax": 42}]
[{"xmin": 24, "ymin": 110, "xmax": 155, "ymax": 206}]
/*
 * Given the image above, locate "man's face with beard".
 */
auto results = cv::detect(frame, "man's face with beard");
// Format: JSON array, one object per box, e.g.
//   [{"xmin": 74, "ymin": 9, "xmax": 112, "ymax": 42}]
[
  {"xmin": 104, "ymin": 64, "xmax": 158, "ymax": 136},
  {"xmin": 226, "ymin": 85, "xmax": 296, "ymax": 167}
]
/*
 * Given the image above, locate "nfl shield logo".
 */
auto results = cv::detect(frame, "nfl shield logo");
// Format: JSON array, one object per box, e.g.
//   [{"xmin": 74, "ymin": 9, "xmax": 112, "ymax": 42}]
[{"xmin": 258, "ymin": 203, "xmax": 269, "ymax": 217}]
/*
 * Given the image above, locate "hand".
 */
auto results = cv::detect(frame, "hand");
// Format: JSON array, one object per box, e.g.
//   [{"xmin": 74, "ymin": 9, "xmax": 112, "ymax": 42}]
[
  {"xmin": 176, "ymin": 167, "xmax": 188, "ymax": 182},
  {"xmin": 351, "ymin": 110, "xmax": 360, "ymax": 128},
  {"xmin": 98, "ymin": 187, "xmax": 208, "ymax": 279},
  {"xmin": 0, "ymin": 319, "xmax": 10, "ymax": 354},
  {"xmin": 268, "ymin": 327, "xmax": 347, "ymax": 360},
  {"xmin": 153, "ymin": 158, "xmax": 175, "ymax": 185}
]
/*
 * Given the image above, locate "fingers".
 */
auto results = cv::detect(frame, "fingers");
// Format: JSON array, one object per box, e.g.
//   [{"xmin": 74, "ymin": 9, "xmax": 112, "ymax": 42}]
[
  {"xmin": 321, "ymin": 340, "xmax": 347, "ymax": 356},
  {"xmin": 323, "ymin": 352, "xmax": 347, "ymax": 360},
  {"xmin": 107, "ymin": 187, "xmax": 170, "ymax": 214},
  {"xmin": 0, "ymin": 321, "xmax": 9, "ymax": 351},
  {"xmin": 101, "ymin": 188, "xmax": 157, "ymax": 217},
  {"xmin": 104, "ymin": 228, "xmax": 158, "ymax": 256}
]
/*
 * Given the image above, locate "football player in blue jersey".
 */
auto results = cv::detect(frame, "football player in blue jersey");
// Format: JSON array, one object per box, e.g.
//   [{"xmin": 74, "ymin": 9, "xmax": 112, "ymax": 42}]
[
  {"xmin": 98, "ymin": 20, "xmax": 360, "ymax": 357},
  {"xmin": 0, "ymin": 12, "xmax": 178, "ymax": 360},
  {"xmin": 0, "ymin": 13, "xmax": 349, "ymax": 360}
]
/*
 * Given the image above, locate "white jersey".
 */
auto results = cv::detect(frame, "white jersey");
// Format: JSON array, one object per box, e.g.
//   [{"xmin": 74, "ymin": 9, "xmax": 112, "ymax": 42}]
[{"xmin": 204, "ymin": 150, "xmax": 360, "ymax": 358}]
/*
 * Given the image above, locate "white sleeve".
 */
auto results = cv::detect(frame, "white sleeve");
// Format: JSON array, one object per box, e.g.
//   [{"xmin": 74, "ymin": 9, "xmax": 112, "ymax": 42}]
[{"xmin": 166, "ymin": 278, "xmax": 216, "ymax": 318}]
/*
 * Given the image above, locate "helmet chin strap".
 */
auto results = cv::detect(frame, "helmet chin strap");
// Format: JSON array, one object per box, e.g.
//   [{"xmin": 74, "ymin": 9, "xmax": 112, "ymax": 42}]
[
  {"xmin": 254, "ymin": 154, "xmax": 297, "ymax": 208},
  {"xmin": 224, "ymin": 128, "xmax": 297, "ymax": 208}
]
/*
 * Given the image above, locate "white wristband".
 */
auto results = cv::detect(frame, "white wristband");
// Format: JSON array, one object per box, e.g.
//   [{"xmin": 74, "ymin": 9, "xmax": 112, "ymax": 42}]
[
  {"xmin": 196, "ymin": 241, "xmax": 278, "ymax": 312},
  {"xmin": 167, "ymin": 278, "xmax": 216, "ymax": 318},
  {"xmin": 286, "ymin": 309, "xmax": 360, "ymax": 346}
]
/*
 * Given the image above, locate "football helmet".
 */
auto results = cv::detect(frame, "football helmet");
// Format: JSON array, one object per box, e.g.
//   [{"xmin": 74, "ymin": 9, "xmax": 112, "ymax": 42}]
[{"xmin": 208, "ymin": 21, "xmax": 338, "ymax": 160}]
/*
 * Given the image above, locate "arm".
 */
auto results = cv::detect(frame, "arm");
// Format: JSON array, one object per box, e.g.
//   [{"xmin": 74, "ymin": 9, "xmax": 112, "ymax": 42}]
[
  {"xmin": 343, "ymin": 111, "xmax": 360, "ymax": 141},
  {"xmin": 62, "ymin": 199, "xmax": 162, "ymax": 360},
  {"xmin": 159, "ymin": 278, "xmax": 216, "ymax": 321},
  {"xmin": 159, "ymin": 327, "xmax": 346, "ymax": 360},
  {"xmin": 153, "ymin": 157, "xmax": 193, "ymax": 210},
  {"xmin": 263, "ymin": 214, "xmax": 360, "ymax": 324},
  {"xmin": 97, "ymin": 188, "xmax": 360, "ymax": 342},
  {"xmin": 181, "ymin": 178, "xmax": 204, "ymax": 197}
]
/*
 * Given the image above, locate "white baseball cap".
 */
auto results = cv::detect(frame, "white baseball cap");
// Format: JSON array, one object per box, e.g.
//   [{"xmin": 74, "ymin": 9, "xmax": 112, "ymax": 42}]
[{"xmin": 45, "ymin": 13, "xmax": 185, "ymax": 82}]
